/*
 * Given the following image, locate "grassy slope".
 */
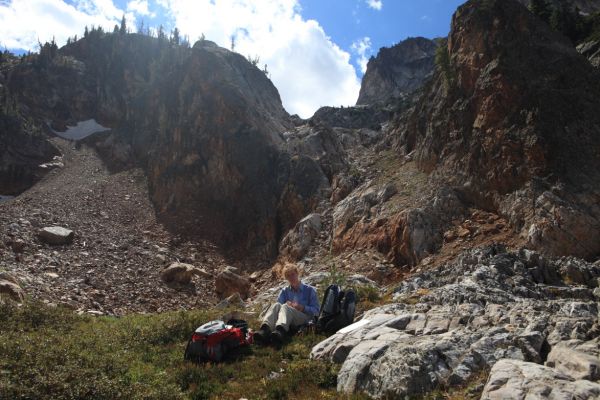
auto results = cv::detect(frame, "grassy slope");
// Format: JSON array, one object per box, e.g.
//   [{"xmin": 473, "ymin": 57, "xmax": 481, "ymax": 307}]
[
  {"xmin": 0, "ymin": 301, "xmax": 370, "ymax": 400},
  {"xmin": 0, "ymin": 297, "xmax": 489, "ymax": 400}
]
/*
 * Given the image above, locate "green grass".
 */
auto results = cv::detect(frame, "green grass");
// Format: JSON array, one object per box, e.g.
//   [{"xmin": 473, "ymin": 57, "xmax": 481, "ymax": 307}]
[{"xmin": 0, "ymin": 301, "xmax": 371, "ymax": 400}]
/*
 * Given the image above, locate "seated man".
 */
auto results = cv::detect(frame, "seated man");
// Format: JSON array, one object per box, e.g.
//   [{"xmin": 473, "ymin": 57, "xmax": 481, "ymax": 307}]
[{"xmin": 254, "ymin": 264, "xmax": 320, "ymax": 344}]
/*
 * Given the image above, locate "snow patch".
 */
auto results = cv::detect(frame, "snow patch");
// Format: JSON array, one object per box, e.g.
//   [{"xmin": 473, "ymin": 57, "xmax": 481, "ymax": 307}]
[{"xmin": 52, "ymin": 119, "xmax": 111, "ymax": 140}]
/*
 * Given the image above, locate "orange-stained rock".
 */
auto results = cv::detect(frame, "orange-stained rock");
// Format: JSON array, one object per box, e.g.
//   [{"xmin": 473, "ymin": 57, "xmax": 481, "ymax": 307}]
[{"xmin": 396, "ymin": 0, "xmax": 600, "ymax": 260}]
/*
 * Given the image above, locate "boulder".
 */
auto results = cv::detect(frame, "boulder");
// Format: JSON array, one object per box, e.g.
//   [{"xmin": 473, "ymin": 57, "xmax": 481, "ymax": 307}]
[
  {"xmin": 330, "ymin": 174, "xmax": 358, "ymax": 204},
  {"xmin": 481, "ymin": 359, "xmax": 600, "ymax": 400},
  {"xmin": 0, "ymin": 278, "xmax": 24, "ymax": 302},
  {"xmin": 160, "ymin": 262, "xmax": 211, "ymax": 284},
  {"xmin": 578, "ymin": 40, "xmax": 600, "ymax": 68},
  {"xmin": 215, "ymin": 268, "xmax": 251, "ymax": 300},
  {"xmin": 279, "ymin": 213, "xmax": 322, "ymax": 261},
  {"xmin": 546, "ymin": 344, "xmax": 600, "ymax": 381},
  {"xmin": 216, "ymin": 292, "xmax": 246, "ymax": 309},
  {"xmin": 38, "ymin": 226, "xmax": 74, "ymax": 245}
]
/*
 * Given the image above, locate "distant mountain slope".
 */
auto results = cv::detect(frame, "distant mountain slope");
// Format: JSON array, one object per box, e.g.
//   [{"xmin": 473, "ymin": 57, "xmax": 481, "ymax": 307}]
[{"xmin": 356, "ymin": 37, "xmax": 438, "ymax": 106}]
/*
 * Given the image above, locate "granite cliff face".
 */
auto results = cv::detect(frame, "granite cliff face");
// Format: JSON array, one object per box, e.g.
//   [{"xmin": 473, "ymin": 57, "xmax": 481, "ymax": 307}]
[
  {"xmin": 356, "ymin": 37, "xmax": 438, "ymax": 106},
  {"xmin": 396, "ymin": 0, "xmax": 600, "ymax": 260},
  {"xmin": 5, "ymin": 35, "xmax": 327, "ymax": 260}
]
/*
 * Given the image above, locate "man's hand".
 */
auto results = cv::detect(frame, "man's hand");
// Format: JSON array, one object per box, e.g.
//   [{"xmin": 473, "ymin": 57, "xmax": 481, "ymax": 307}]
[{"xmin": 287, "ymin": 301, "xmax": 304, "ymax": 312}]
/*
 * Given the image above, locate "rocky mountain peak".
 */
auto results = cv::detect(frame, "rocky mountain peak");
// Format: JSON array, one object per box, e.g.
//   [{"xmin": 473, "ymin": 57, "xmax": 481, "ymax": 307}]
[
  {"xmin": 356, "ymin": 37, "xmax": 438, "ymax": 105},
  {"xmin": 398, "ymin": 0, "xmax": 600, "ymax": 259}
]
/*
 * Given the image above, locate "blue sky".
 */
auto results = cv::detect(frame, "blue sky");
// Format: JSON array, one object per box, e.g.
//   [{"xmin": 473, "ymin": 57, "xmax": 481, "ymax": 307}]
[
  {"xmin": 301, "ymin": 0, "xmax": 463, "ymax": 71},
  {"xmin": 1, "ymin": 0, "xmax": 465, "ymax": 117}
]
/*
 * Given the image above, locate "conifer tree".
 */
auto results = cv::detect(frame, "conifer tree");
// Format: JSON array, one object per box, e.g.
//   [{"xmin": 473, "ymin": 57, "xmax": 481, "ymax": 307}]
[
  {"xmin": 171, "ymin": 27, "xmax": 180, "ymax": 45},
  {"xmin": 119, "ymin": 15, "xmax": 127, "ymax": 34}
]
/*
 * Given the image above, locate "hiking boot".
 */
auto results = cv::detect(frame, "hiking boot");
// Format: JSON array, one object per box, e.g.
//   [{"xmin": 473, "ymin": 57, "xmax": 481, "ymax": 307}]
[
  {"xmin": 270, "ymin": 325, "xmax": 287, "ymax": 346},
  {"xmin": 253, "ymin": 324, "xmax": 271, "ymax": 345}
]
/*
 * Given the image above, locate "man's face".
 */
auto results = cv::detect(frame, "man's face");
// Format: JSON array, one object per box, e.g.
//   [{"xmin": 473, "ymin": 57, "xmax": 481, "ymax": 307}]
[{"xmin": 286, "ymin": 271, "xmax": 300, "ymax": 289}]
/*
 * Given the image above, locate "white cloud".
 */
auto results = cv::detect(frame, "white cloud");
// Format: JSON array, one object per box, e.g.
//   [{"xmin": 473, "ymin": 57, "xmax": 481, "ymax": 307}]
[
  {"xmin": 351, "ymin": 36, "xmax": 372, "ymax": 74},
  {"xmin": 127, "ymin": 0, "xmax": 154, "ymax": 17},
  {"xmin": 158, "ymin": 0, "xmax": 361, "ymax": 117},
  {"xmin": 0, "ymin": 0, "xmax": 362, "ymax": 118},
  {"xmin": 366, "ymin": 0, "xmax": 383, "ymax": 11},
  {"xmin": 0, "ymin": 0, "xmax": 133, "ymax": 51}
]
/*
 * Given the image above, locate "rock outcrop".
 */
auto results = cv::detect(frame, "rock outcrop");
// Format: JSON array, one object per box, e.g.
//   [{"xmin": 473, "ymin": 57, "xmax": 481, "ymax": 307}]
[
  {"xmin": 215, "ymin": 267, "xmax": 251, "ymax": 300},
  {"xmin": 578, "ymin": 40, "xmax": 600, "ymax": 67},
  {"xmin": 160, "ymin": 262, "xmax": 211, "ymax": 285},
  {"xmin": 332, "ymin": 184, "xmax": 465, "ymax": 267},
  {"xmin": 312, "ymin": 245, "xmax": 600, "ymax": 398},
  {"xmin": 278, "ymin": 213, "xmax": 322, "ymax": 261},
  {"xmin": 0, "ymin": 57, "xmax": 59, "ymax": 195},
  {"xmin": 357, "ymin": 37, "xmax": 438, "ymax": 106},
  {"xmin": 481, "ymin": 359, "xmax": 600, "ymax": 400},
  {"xmin": 309, "ymin": 106, "xmax": 390, "ymax": 131},
  {"xmin": 0, "ymin": 273, "xmax": 24, "ymax": 302},
  {"xmin": 546, "ymin": 341, "xmax": 600, "ymax": 381},
  {"xmin": 6, "ymin": 36, "xmax": 328, "ymax": 260},
  {"xmin": 397, "ymin": 0, "xmax": 600, "ymax": 260},
  {"xmin": 517, "ymin": 0, "xmax": 600, "ymax": 15}
]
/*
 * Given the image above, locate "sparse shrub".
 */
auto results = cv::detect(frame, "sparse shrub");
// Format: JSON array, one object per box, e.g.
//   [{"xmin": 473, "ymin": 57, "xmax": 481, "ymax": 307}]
[
  {"xmin": 324, "ymin": 263, "xmax": 347, "ymax": 287},
  {"xmin": 354, "ymin": 285, "xmax": 381, "ymax": 304},
  {"xmin": 435, "ymin": 41, "xmax": 454, "ymax": 85}
]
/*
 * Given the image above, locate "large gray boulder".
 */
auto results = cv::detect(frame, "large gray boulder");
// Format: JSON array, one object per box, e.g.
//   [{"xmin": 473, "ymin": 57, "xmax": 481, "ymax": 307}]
[
  {"xmin": 481, "ymin": 359, "xmax": 600, "ymax": 400},
  {"xmin": 311, "ymin": 245, "xmax": 600, "ymax": 398},
  {"xmin": 215, "ymin": 267, "xmax": 251, "ymax": 300},
  {"xmin": 546, "ymin": 341, "xmax": 600, "ymax": 381},
  {"xmin": 37, "ymin": 226, "xmax": 74, "ymax": 245},
  {"xmin": 160, "ymin": 262, "xmax": 211, "ymax": 285}
]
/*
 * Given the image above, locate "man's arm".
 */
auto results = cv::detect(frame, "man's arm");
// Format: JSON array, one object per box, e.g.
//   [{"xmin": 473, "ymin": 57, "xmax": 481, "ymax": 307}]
[
  {"xmin": 303, "ymin": 286, "xmax": 320, "ymax": 317},
  {"xmin": 277, "ymin": 287, "xmax": 287, "ymax": 304}
]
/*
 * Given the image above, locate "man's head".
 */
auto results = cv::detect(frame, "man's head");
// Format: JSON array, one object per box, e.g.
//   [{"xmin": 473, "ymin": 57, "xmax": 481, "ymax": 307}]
[{"xmin": 283, "ymin": 264, "xmax": 301, "ymax": 290}]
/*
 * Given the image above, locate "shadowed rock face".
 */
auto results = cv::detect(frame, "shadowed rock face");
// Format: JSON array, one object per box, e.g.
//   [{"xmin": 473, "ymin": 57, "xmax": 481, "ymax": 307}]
[
  {"xmin": 0, "ymin": 67, "xmax": 60, "ymax": 195},
  {"xmin": 516, "ymin": 0, "xmax": 600, "ymax": 15},
  {"xmin": 6, "ymin": 36, "xmax": 327, "ymax": 260},
  {"xmin": 397, "ymin": 0, "xmax": 600, "ymax": 259},
  {"xmin": 356, "ymin": 37, "xmax": 438, "ymax": 106}
]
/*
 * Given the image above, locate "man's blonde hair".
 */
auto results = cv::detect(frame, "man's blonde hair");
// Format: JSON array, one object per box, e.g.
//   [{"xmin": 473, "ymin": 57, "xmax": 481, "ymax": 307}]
[{"xmin": 283, "ymin": 263, "xmax": 300, "ymax": 279}]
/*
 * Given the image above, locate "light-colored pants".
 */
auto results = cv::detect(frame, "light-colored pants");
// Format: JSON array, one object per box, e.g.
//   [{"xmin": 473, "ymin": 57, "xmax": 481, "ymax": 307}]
[{"xmin": 262, "ymin": 303, "xmax": 312, "ymax": 332}]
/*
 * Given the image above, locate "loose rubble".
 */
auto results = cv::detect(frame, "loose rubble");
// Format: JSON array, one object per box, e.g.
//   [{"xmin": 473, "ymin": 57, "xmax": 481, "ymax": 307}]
[{"xmin": 0, "ymin": 139, "xmax": 225, "ymax": 314}]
